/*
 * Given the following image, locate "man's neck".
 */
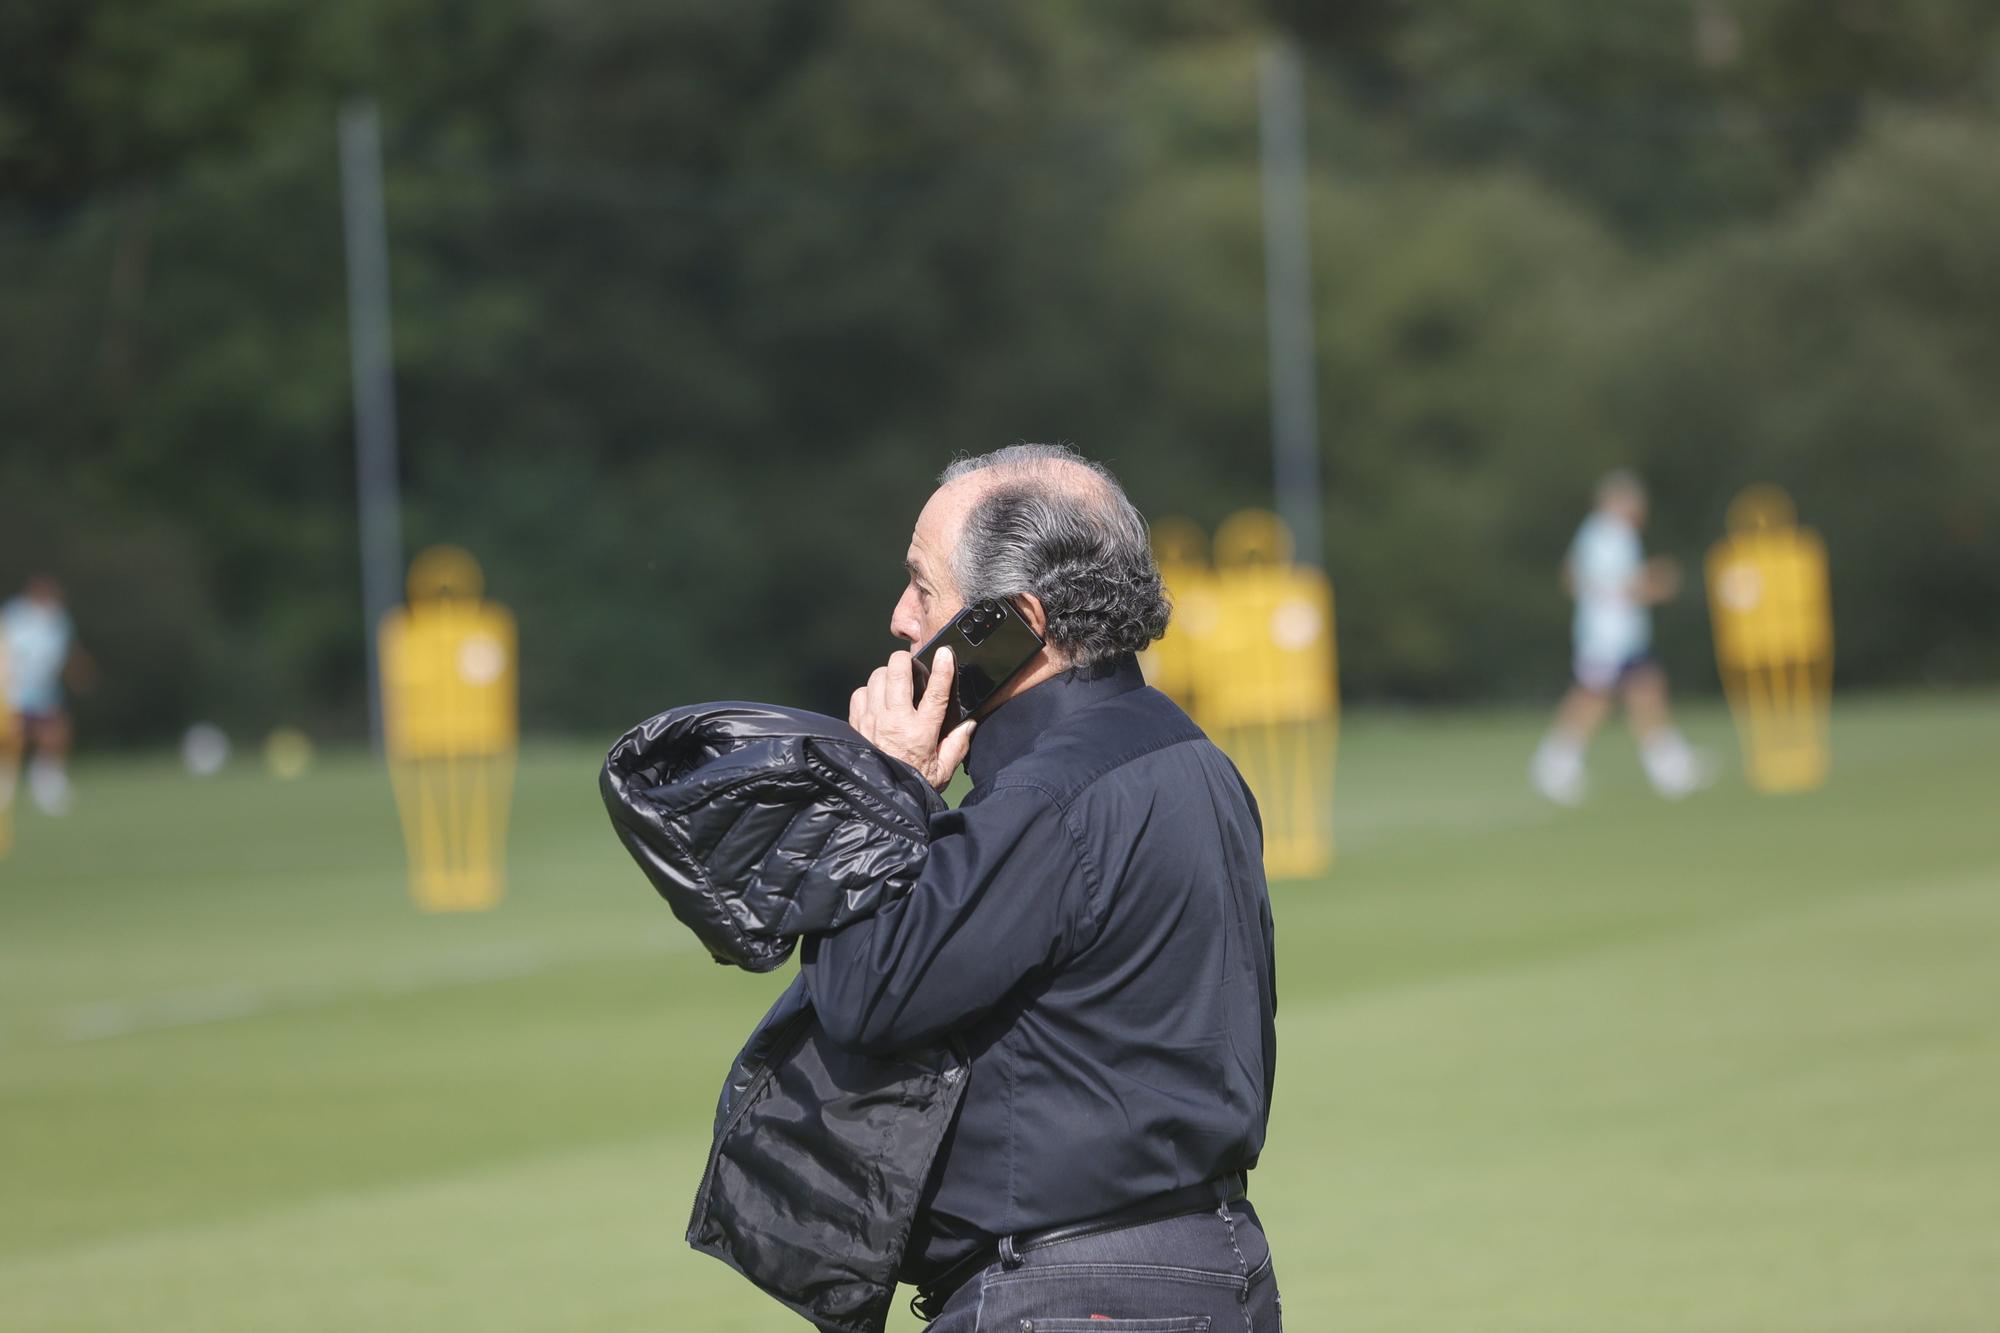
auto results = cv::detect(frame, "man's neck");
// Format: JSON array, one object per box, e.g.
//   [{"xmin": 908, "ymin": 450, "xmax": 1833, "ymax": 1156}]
[
  {"xmin": 973, "ymin": 651, "xmax": 1067, "ymax": 722},
  {"xmin": 964, "ymin": 654, "xmax": 1146, "ymax": 787}
]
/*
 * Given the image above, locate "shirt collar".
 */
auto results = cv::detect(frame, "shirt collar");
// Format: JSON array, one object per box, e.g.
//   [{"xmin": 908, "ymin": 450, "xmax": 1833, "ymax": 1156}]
[{"xmin": 965, "ymin": 654, "xmax": 1146, "ymax": 788}]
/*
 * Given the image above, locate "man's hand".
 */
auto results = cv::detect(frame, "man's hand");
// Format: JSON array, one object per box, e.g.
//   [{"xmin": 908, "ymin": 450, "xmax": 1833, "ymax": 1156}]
[{"xmin": 849, "ymin": 647, "xmax": 976, "ymax": 790}]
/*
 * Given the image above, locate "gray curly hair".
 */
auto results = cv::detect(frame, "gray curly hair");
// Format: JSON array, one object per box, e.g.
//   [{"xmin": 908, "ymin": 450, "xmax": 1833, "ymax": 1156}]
[{"xmin": 939, "ymin": 444, "xmax": 1171, "ymax": 668}]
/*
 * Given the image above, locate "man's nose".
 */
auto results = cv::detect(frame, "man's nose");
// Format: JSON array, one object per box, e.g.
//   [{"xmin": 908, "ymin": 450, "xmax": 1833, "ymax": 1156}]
[{"xmin": 889, "ymin": 589, "xmax": 920, "ymax": 643}]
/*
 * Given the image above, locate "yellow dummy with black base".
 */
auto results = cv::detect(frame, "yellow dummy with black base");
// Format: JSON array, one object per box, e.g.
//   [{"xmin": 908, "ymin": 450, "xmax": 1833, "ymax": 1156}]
[
  {"xmin": 1139, "ymin": 517, "xmax": 1219, "ymax": 719},
  {"xmin": 1706, "ymin": 486, "xmax": 1833, "ymax": 793},
  {"xmin": 1146, "ymin": 511, "xmax": 1339, "ymax": 879},
  {"xmin": 380, "ymin": 546, "xmax": 519, "ymax": 910}
]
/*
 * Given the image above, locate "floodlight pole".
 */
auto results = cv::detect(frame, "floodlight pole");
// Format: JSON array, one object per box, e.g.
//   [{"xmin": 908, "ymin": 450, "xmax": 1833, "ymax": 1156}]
[
  {"xmin": 1258, "ymin": 36, "xmax": 1325, "ymax": 570},
  {"xmin": 339, "ymin": 97, "xmax": 405, "ymax": 749}
]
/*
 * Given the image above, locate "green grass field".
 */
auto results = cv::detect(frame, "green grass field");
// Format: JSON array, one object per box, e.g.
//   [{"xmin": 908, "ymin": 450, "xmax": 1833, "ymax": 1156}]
[{"xmin": 3, "ymin": 694, "xmax": 1996, "ymax": 1332}]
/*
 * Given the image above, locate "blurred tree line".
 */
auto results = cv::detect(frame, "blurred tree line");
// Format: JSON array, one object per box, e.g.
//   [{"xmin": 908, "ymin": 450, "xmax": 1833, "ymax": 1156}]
[{"xmin": 3, "ymin": 0, "xmax": 1997, "ymax": 742}]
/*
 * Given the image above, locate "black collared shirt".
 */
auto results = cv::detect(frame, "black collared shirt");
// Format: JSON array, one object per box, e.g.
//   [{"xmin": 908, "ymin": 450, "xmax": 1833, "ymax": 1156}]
[{"xmin": 801, "ymin": 655, "xmax": 1278, "ymax": 1282}]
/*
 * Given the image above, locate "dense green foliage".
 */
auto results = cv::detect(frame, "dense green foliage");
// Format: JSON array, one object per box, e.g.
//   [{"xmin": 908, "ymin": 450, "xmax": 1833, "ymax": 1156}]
[
  {"xmin": 4, "ymin": 696, "xmax": 1999, "ymax": 1328},
  {"xmin": 4, "ymin": 2, "xmax": 1997, "ymax": 739}
]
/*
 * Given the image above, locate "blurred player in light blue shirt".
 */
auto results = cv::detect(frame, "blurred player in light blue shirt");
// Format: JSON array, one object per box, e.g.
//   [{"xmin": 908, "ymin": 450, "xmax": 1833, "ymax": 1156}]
[
  {"xmin": 2, "ymin": 575, "xmax": 83, "ymax": 816},
  {"xmin": 1532, "ymin": 473, "xmax": 1709, "ymax": 805}
]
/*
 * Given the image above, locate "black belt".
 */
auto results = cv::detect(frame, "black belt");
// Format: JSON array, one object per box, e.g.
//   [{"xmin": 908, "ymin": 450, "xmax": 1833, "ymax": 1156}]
[{"xmin": 910, "ymin": 1172, "xmax": 1248, "ymax": 1323}]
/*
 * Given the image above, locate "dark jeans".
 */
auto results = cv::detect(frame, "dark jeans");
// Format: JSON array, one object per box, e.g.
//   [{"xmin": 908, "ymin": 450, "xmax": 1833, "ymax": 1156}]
[{"xmin": 921, "ymin": 1201, "xmax": 1281, "ymax": 1332}]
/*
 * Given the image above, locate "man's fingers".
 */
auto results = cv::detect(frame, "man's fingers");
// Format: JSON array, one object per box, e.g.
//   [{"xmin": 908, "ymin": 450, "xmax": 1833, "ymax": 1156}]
[
  {"xmin": 918, "ymin": 646, "xmax": 956, "ymax": 721},
  {"xmin": 886, "ymin": 650, "xmax": 915, "ymax": 710},
  {"xmin": 935, "ymin": 716, "xmax": 976, "ymax": 783},
  {"xmin": 848, "ymin": 686, "xmax": 869, "ymax": 730},
  {"xmin": 866, "ymin": 664, "xmax": 892, "ymax": 717}
]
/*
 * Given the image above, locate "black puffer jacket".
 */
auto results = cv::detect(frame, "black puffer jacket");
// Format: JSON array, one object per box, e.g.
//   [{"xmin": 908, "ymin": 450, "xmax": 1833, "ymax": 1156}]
[{"xmin": 602, "ymin": 703, "xmax": 967, "ymax": 1333}]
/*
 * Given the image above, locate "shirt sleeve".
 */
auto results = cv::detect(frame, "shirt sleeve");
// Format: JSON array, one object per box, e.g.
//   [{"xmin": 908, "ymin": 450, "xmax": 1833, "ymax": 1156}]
[{"xmin": 800, "ymin": 783, "xmax": 1093, "ymax": 1055}]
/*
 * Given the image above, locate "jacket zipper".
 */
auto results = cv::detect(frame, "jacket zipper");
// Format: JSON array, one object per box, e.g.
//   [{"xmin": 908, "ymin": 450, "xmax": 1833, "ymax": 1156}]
[{"xmin": 685, "ymin": 1007, "xmax": 815, "ymax": 1240}]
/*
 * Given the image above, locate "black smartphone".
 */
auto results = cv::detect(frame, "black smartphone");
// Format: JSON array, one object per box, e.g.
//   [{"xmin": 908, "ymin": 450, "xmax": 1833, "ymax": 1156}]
[{"xmin": 909, "ymin": 598, "xmax": 1046, "ymax": 730}]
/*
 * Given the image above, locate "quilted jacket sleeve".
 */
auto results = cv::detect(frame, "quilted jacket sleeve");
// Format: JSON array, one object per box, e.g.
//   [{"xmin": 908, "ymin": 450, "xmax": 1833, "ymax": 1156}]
[{"xmin": 602, "ymin": 702, "xmax": 947, "ymax": 973}]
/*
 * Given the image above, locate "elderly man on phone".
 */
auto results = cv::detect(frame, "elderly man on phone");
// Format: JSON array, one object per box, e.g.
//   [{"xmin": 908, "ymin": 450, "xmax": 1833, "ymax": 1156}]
[{"xmin": 812, "ymin": 443, "xmax": 1282, "ymax": 1330}]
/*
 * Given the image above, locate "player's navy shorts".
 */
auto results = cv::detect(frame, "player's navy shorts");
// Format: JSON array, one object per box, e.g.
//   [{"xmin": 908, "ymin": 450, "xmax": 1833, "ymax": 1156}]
[{"xmin": 1573, "ymin": 651, "xmax": 1654, "ymax": 693}]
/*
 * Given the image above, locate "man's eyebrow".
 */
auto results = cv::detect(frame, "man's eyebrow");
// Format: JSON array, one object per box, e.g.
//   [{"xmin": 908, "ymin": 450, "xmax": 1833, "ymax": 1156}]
[{"xmin": 904, "ymin": 557, "xmax": 927, "ymax": 584}]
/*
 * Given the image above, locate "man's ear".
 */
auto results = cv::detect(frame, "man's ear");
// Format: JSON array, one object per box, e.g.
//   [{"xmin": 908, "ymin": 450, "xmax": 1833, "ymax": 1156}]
[{"xmin": 1011, "ymin": 593, "xmax": 1049, "ymax": 640}]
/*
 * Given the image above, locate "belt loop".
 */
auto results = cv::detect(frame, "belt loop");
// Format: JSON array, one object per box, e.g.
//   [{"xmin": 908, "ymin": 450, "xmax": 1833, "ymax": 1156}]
[{"xmin": 998, "ymin": 1232, "xmax": 1023, "ymax": 1269}]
